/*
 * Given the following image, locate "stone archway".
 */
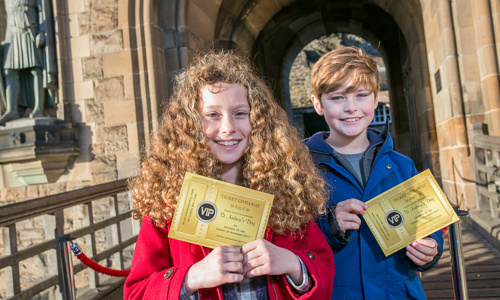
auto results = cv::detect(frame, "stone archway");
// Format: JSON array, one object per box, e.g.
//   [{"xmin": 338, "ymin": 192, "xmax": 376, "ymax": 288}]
[{"xmin": 212, "ymin": 0, "xmax": 438, "ymax": 175}]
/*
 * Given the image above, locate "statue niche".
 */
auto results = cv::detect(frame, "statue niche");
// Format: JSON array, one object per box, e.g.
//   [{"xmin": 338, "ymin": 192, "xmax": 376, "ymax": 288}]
[
  {"xmin": 0, "ymin": 0, "xmax": 79, "ymax": 186},
  {"xmin": 0, "ymin": 0, "xmax": 58, "ymax": 124}
]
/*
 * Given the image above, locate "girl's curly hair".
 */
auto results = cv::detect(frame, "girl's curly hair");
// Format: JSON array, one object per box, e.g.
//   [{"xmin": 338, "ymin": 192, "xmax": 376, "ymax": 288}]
[{"xmin": 131, "ymin": 50, "xmax": 327, "ymax": 235}]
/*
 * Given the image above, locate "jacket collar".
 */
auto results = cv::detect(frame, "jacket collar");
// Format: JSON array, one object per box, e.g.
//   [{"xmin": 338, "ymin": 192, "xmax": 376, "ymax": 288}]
[{"xmin": 304, "ymin": 126, "xmax": 393, "ymax": 164}]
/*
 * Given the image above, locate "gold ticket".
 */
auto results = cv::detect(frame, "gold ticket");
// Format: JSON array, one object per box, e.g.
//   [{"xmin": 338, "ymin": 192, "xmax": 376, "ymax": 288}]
[
  {"xmin": 168, "ymin": 172, "xmax": 274, "ymax": 248},
  {"xmin": 362, "ymin": 169, "xmax": 459, "ymax": 256}
]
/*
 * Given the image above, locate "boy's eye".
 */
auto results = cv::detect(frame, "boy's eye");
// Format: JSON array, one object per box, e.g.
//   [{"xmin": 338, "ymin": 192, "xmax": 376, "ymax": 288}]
[{"xmin": 330, "ymin": 96, "xmax": 343, "ymax": 101}]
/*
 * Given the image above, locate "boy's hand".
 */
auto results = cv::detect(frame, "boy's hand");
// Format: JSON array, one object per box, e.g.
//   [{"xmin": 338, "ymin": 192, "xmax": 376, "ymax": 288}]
[
  {"xmin": 185, "ymin": 245, "xmax": 243, "ymax": 294},
  {"xmin": 241, "ymin": 239, "xmax": 302, "ymax": 284},
  {"xmin": 405, "ymin": 238, "xmax": 438, "ymax": 266},
  {"xmin": 335, "ymin": 199, "xmax": 368, "ymax": 233}
]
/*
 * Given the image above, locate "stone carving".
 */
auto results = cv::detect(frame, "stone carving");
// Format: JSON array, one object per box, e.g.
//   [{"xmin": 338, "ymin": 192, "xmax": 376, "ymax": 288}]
[{"xmin": 0, "ymin": 0, "xmax": 58, "ymax": 125}]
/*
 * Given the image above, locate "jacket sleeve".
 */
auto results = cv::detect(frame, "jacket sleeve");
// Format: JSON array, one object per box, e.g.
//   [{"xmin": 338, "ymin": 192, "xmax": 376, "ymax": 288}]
[
  {"xmin": 123, "ymin": 216, "xmax": 191, "ymax": 299},
  {"xmin": 286, "ymin": 220, "xmax": 335, "ymax": 299},
  {"xmin": 315, "ymin": 207, "xmax": 349, "ymax": 252},
  {"xmin": 398, "ymin": 229, "xmax": 444, "ymax": 272}
]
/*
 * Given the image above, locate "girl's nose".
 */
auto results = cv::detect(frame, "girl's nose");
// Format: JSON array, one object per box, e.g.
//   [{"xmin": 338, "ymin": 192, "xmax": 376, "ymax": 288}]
[{"xmin": 220, "ymin": 116, "xmax": 236, "ymax": 133}]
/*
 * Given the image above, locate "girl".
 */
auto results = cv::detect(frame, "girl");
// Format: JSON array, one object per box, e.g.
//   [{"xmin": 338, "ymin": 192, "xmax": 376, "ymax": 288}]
[{"xmin": 124, "ymin": 51, "xmax": 334, "ymax": 299}]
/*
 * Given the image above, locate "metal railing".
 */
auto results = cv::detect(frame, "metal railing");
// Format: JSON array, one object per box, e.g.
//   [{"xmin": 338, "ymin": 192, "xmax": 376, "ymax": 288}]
[
  {"xmin": 0, "ymin": 178, "xmax": 139, "ymax": 299},
  {"xmin": 470, "ymin": 122, "xmax": 500, "ymax": 219}
]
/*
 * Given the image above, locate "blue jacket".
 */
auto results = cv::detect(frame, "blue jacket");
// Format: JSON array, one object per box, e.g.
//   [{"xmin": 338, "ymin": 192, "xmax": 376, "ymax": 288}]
[{"xmin": 304, "ymin": 129, "xmax": 443, "ymax": 300}]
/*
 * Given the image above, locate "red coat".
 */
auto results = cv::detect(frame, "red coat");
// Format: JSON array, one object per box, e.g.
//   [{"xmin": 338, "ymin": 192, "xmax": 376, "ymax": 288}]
[{"xmin": 124, "ymin": 215, "xmax": 334, "ymax": 299}]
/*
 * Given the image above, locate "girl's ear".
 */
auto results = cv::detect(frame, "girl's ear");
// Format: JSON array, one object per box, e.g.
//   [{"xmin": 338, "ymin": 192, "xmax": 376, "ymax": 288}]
[{"xmin": 311, "ymin": 95, "xmax": 324, "ymax": 116}]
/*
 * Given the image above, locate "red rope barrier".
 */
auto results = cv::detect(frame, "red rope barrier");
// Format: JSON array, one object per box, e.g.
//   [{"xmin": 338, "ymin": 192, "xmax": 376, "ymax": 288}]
[{"xmin": 71, "ymin": 243, "xmax": 130, "ymax": 277}]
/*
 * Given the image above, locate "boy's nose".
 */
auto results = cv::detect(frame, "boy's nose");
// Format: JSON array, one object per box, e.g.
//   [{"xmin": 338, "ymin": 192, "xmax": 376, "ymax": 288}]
[{"xmin": 343, "ymin": 97, "xmax": 357, "ymax": 112}]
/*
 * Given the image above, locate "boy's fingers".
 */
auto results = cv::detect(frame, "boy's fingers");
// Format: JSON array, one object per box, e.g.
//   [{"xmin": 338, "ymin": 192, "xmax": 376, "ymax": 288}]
[
  {"xmin": 336, "ymin": 200, "xmax": 367, "ymax": 215},
  {"xmin": 413, "ymin": 238, "xmax": 437, "ymax": 248},
  {"xmin": 338, "ymin": 221, "xmax": 361, "ymax": 231}
]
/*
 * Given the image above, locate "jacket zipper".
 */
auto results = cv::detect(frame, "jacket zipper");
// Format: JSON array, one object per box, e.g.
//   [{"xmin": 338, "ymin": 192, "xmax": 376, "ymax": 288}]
[{"xmin": 269, "ymin": 275, "xmax": 278, "ymax": 299}]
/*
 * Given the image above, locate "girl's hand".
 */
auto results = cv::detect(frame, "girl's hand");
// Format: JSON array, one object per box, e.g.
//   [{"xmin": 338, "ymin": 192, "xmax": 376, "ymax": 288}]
[
  {"xmin": 406, "ymin": 238, "xmax": 439, "ymax": 266},
  {"xmin": 184, "ymin": 245, "xmax": 243, "ymax": 295},
  {"xmin": 241, "ymin": 239, "xmax": 302, "ymax": 285},
  {"xmin": 335, "ymin": 199, "xmax": 368, "ymax": 232}
]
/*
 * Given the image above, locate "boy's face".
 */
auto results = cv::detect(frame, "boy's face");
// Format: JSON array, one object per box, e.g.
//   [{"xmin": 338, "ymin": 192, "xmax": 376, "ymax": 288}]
[{"xmin": 311, "ymin": 81, "xmax": 379, "ymax": 151}]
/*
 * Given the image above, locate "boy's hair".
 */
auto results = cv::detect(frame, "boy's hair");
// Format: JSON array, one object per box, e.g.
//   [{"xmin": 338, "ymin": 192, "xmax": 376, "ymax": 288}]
[
  {"xmin": 131, "ymin": 50, "xmax": 327, "ymax": 234},
  {"xmin": 310, "ymin": 46, "xmax": 381, "ymax": 100}
]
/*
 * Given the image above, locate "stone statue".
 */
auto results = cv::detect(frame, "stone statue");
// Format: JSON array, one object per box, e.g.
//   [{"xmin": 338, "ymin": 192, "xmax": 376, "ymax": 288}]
[{"xmin": 0, "ymin": 0, "xmax": 58, "ymax": 125}]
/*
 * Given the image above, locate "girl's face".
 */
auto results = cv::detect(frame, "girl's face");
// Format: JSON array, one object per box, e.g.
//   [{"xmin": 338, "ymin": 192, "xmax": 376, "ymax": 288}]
[{"xmin": 198, "ymin": 82, "xmax": 252, "ymax": 173}]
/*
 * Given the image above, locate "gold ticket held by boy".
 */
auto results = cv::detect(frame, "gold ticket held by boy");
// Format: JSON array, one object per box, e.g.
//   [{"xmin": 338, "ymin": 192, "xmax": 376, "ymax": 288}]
[
  {"xmin": 168, "ymin": 172, "xmax": 274, "ymax": 248},
  {"xmin": 362, "ymin": 169, "xmax": 459, "ymax": 256}
]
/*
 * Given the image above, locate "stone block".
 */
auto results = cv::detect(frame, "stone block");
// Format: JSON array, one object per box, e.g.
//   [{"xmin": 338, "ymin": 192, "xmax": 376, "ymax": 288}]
[
  {"xmin": 90, "ymin": 155, "xmax": 116, "ymax": 174},
  {"xmin": 92, "ymin": 143, "xmax": 105, "ymax": 155},
  {"xmin": 85, "ymin": 100, "xmax": 104, "ymax": 123},
  {"xmin": 68, "ymin": 13, "xmax": 81, "ymax": 37},
  {"xmin": 163, "ymin": 28, "xmax": 178, "ymax": 49},
  {"xmin": 74, "ymin": 80, "xmax": 94, "ymax": 101},
  {"xmin": 187, "ymin": 1, "xmax": 215, "ymax": 41},
  {"xmin": 27, "ymin": 186, "xmax": 39, "ymax": 199},
  {"xmin": 2, "ymin": 186, "xmax": 28, "ymax": 201},
  {"xmin": 103, "ymin": 100, "xmax": 136, "ymax": 126},
  {"xmin": 77, "ymin": 11, "xmax": 91, "ymax": 36},
  {"xmin": 481, "ymin": 75, "xmax": 500, "ymax": 111},
  {"xmin": 94, "ymin": 77, "xmax": 124, "ymax": 102},
  {"xmin": 90, "ymin": 31, "xmax": 123, "ymax": 55},
  {"xmin": 103, "ymin": 51, "xmax": 132, "ymax": 77},
  {"xmin": 126, "ymin": 123, "xmax": 140, "ymax": 154},
  {"xmin": 98, "ymin": 125, "xmax": 127, "ymax": 140},
  {"xmin": 92, "ymin": 172, "xmax": 118, "ymax": 183},
  {"xmin": 38, "ymin": 182, "xmax": 67, "ymax": 198},
  {"xmin": 117, "ymin": 0, "xmax": 129, "ymax": 29},
  {"xmin": 459, "ymin": 53, "xmax": 480, "ymax": 81},
  {"xmin": 116, "ymin": 152, "xmax": 140, "ymax": 179},
  {"xmin": 71, "ymin": 58, "xmax": 84, "ymax": 83},
  {"xmin": 121, "ymin": 25, "xmax": 132, "ymax": 49},
  {"xmin": 164, "ymin": 49, "xmax": 180, "ymax": 70},
  {"xmin": 70, "ymin": 35, "xmax": 91, "ymax": 59},
  {"xmin": 122, "ymin": 73, "xmax": 135, "ymax": 100},
  {"xmin": 65, "ymin": 158, "xmax": 91, "ymax": 183},
  {"xmin": 83, "ymin": 57, "xmax": 103, "ymax": 79},
  {"xmin": 19, "ymin": 228, "xmax": 44, "ymax": 244},
  {"xmin": 105, "ymin": 139, "xmax": 128, "ymax": 154},
  {"xmin": 91, "ymin": 5, "xmax": 118, "ymax": 34},
  {"xmin": 68, "ymin": 0, "xmax": 86, "ymax": 14}
]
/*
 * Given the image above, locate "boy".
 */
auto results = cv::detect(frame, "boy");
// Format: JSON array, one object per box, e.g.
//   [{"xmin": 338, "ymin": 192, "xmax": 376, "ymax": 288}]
[{"xmin": 304, "ymin": 46, "xmax": 443, "ymax": 299}]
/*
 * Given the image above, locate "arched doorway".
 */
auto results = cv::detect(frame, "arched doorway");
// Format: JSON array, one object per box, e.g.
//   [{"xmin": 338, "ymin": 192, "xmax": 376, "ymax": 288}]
[{"xmin": 211, "ymin": 0, "xmax": 435, "ymax": 173}]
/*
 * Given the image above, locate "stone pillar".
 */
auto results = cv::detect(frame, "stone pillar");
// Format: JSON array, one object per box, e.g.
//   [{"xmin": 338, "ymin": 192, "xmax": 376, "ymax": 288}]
[{"xmin": 472, "ymin": 0, "xmax": 500, "ymax": 135}]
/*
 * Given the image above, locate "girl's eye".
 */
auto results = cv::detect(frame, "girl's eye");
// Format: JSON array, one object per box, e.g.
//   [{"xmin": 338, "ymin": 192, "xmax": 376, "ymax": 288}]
[
  {"xmin": 235, "ymin": 111, "xmax": 249, "ymax": 117},
  {"xmin": 206, "ymin": 112, "xmax": 219, "ymax": 118}
]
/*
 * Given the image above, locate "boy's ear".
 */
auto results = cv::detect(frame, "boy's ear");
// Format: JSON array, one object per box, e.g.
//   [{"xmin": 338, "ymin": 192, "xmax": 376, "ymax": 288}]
[
  {"xmin": 311, "ymin": 95, "xmax": 324, "ymax": 116},
  {"xmin": 373, "ymin": 94, "xmax": 380, "ymax": 109}
]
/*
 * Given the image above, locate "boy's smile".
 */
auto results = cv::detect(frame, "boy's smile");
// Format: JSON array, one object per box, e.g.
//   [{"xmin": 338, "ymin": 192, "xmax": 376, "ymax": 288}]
[
  {"xmin": 198, "ymin": 82, "xmax": 252, "ymax": 174},
  {"xmin": 311, "ymin": 81, "xmax": 378, "ymax": 153}
]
